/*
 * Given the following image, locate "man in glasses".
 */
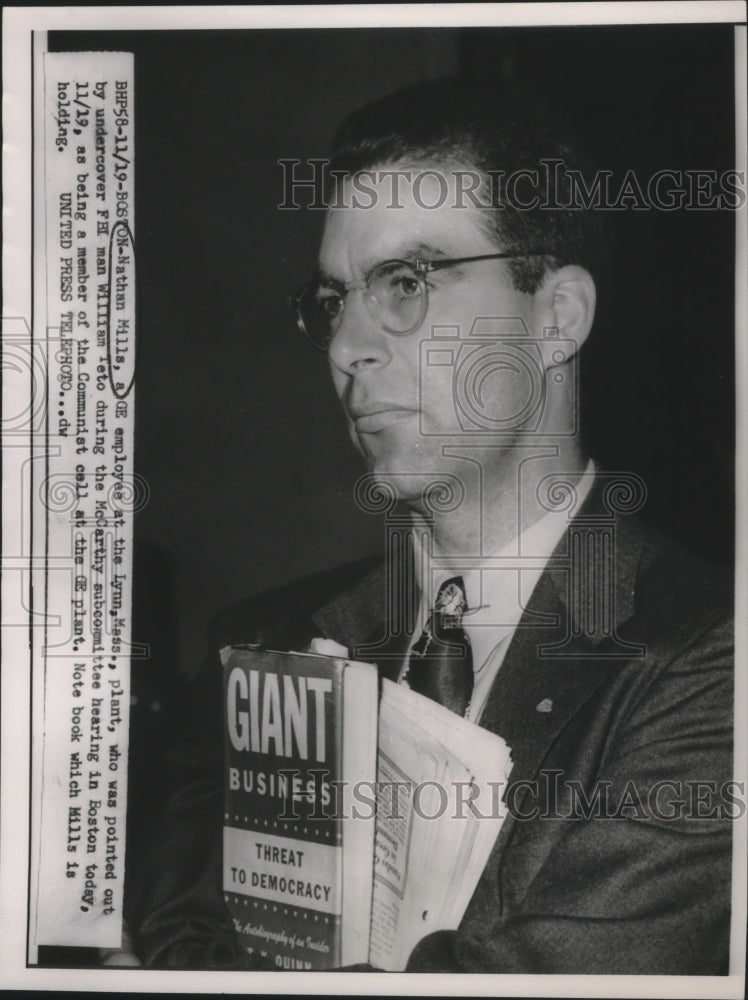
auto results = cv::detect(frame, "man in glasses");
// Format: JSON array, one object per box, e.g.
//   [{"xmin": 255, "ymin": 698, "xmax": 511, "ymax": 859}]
[{"xmin": 127, "ymin": 78, "xmax": 734, "ymax": 974}]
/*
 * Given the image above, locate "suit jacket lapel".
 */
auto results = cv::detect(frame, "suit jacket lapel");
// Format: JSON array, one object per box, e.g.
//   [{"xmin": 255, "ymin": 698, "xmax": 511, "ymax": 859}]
[{"xmin": 481, "ymin": 485, "xmax": 648, "ymax": 860}]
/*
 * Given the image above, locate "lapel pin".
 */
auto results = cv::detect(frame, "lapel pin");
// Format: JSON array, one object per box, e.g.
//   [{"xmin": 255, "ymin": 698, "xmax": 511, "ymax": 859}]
[{"xmin": 536, "ymin": 698, "xmax": 553, "ymax": 715}]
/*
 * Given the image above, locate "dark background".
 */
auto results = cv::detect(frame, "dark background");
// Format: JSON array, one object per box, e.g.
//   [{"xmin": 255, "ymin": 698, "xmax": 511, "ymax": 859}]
[
  {"xmin": 42, "ymin": 22, "xmax": 737, "ymax": 968},
  {"xmin": 48, "ymin": 17, "xmax": 736, "ymax": 756}
]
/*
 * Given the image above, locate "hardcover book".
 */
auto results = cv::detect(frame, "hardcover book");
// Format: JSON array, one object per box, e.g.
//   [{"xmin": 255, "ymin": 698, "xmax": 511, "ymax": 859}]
[{"xmin": 221, "ymin": 646, "xmax": 378, "ymax": 970}]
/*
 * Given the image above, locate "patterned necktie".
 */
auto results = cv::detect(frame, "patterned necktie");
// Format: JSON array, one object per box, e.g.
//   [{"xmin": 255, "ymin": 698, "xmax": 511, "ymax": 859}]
[{"xmin": 405, "ymin": 576, "xmax": 473, "ymax": 717}]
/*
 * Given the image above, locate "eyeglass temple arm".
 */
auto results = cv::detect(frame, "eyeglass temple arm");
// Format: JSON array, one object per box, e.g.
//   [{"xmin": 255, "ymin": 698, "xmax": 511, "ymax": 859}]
[
  {"xmin": 289, "ymin": 250, "xmax": 550, "ymax": 307},
  {"xmin": 416, "ymin": 251, "xmax": 545, "ymax": 272}
]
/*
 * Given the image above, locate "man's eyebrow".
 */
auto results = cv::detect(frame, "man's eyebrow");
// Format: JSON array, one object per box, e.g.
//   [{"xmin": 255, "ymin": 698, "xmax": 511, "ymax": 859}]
[
  {"xmin": 364, "ymin": 241, "xmax": 450, "ymax": 268},
  {"xmin": 312, "ymin": 265, "xmax": 346, "ymax": 291},
  {"xmin": 315, "ymin": 241, "xmax": 450, "ymax": 286}
]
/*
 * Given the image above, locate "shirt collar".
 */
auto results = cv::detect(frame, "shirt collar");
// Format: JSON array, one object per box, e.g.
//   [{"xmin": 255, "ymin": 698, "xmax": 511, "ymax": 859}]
[{"xmin": 411, "ymin": 461, "xmax": 596, "ymax": 670}]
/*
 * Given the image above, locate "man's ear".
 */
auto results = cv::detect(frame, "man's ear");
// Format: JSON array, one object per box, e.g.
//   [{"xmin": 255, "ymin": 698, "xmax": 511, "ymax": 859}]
[{"xmin": 534, "ymin": 265, "xmax": 596, "ymax": 366}]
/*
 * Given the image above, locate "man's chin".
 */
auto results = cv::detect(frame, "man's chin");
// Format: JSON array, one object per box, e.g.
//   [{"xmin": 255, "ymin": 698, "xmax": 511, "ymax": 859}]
[
  {"xmin": 357, "ymin": 461, "xmax": 463, "ymax": 513},
  {"xmin": 352, "ymin": 434, "xmax": 465, "ymax": 508}
]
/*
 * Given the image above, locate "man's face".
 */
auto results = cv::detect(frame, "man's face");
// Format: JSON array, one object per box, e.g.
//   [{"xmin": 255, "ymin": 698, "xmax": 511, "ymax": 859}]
[{"xmin": 319, "ymin": 164, "xmax": 546, "ymax": 505}]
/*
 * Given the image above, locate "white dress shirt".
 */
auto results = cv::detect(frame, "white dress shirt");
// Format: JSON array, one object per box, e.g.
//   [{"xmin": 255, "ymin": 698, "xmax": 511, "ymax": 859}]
[{"xmin": 400, "ymin": 462, "xmax": 595, "ymax": 723}]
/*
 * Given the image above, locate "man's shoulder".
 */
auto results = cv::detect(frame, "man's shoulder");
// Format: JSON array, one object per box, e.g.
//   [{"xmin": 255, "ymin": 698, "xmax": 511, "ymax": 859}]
[
  {"xmin": 579, "ymin": 470, "xmax": 732, "ymax": 623},
  {"xmin": 615, "ymin": 514, "xmax": 733, "ymax": 656},
  {"xmin": 208, "ymin": 553, "xmax": 383, "ymax": 652},
  {"xmin": 634, "ymin": 518, "xmax": 731, "ymax": 612}
]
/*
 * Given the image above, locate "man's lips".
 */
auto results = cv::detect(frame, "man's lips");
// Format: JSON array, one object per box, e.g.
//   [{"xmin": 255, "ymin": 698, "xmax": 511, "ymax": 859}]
[{"xmin": 349, "ymin": 406, "xmax": 417, "ymax": 434}]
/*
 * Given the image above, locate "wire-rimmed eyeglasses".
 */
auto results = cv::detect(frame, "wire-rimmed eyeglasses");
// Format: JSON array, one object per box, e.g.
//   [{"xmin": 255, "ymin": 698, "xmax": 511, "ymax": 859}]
[{"xmin": 289, "ymin": 252, "xmax": 549, "ymax": 351}]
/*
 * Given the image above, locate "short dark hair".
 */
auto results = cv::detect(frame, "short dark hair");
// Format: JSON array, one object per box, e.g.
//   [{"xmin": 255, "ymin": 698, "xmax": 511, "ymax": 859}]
[{"xmin": 329, "ymin": 77, "xmax": 606, "ymax": 293}]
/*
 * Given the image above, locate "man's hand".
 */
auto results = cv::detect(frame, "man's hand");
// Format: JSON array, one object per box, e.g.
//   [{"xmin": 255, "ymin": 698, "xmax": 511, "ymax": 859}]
[{"xmin": 307, "ymin": 637, "xmax": 349, "ymax": 656}]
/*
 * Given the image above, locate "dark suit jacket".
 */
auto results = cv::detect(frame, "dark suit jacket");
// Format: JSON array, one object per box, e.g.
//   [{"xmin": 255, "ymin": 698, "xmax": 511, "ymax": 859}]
[{"xmin": 126, "ymin": 485, "xmax": 734, "ymax": 974}]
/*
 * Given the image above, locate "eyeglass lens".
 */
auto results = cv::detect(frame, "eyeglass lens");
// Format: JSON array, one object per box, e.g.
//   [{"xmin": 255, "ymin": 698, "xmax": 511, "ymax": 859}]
[{"xmin": 298, "ymin": 260, "xmax": 427, "ymax": 348}]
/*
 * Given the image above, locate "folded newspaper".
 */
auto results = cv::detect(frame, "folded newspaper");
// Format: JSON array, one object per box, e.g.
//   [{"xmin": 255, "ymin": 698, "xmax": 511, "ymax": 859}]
[{"xmin": 371, "ymin": 679, "xmax": 513, "ymax": 970}]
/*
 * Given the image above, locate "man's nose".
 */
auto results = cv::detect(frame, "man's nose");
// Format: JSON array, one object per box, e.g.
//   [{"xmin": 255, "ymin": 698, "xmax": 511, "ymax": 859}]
[{"xmin": 327, "ymin": 291, "xmax": 392, "ymax": 374}]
